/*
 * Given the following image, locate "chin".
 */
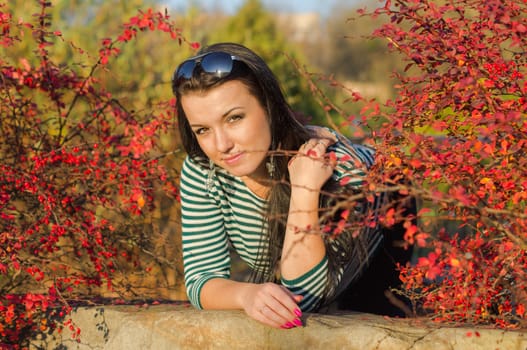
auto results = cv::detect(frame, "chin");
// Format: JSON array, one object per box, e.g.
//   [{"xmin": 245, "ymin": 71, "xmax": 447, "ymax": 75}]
[
  {"xmin": 225, "ymin": 168, "xmax": 252, "ymax": 178},
  {"xmin": 224, "ymin": 164, "xmax": 262, "ymax": 178}
]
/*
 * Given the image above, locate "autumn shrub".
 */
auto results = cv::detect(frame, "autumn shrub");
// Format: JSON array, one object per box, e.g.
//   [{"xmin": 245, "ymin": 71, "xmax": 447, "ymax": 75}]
[
  {"xmin": 354, "ymin": 0, "xmax": 527, "ymax": 327},
  {"xmin": 0, "ymin": 1, "xmax": 194, "ymax": 347}
]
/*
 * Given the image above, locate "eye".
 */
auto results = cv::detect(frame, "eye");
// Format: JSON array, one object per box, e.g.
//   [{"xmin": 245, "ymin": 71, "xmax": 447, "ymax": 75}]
[
  {"xmin": 227, "ymin": 114, "xmax": 243, "ymax": 123},
  {"xmin": 193, "ymin": 127, "xmax": 209, "ymax": 135}
]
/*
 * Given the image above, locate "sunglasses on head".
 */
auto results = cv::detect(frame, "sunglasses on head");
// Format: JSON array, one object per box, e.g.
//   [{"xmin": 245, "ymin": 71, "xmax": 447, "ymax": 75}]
[{"xmin": 173, "ymin": 51, "xmax": 239, "ymax": 84}]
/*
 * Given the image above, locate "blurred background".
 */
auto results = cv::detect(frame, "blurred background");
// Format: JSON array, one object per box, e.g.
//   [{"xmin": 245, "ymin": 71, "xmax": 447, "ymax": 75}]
[
  {"xmin": 3, "ymin": 0, "xmax": 405, "ymax": 301},
  {"xmin": 6, "ymin": 0, "xmax": 404, "ymax": 133},
  {"xmin": 165, "ymin": 0, "xmax": 404, "ymax": 129}
]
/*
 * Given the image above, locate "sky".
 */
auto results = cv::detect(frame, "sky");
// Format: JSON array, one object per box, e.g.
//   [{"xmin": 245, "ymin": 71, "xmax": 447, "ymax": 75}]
[{"xmin": 167, "ymin": 0, "xmax": 363, "ymax": 18}]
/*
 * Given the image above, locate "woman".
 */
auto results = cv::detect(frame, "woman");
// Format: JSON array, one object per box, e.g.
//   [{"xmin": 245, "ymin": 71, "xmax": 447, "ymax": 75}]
[{"xmin": 172, "ymin": 42, "xmax": 411, "ymax": 329}]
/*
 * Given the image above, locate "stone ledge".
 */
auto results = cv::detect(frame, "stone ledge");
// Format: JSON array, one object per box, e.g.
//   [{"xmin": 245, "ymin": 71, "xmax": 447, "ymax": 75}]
[{"xmin": 30, "ymin": 304, "xmax": 527, "ymax": 350}]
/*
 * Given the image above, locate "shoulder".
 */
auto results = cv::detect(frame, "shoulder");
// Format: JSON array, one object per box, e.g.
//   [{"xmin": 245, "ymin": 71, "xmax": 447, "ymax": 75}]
[
  {"xmin": 305, "ymin": 125, "xmax": 375, "ymax": 164},
  {"xmin": 306, "ymin": 125, "xmax": 339, "ymax": 142},
  {"xmin": 182, "ymin": 155, "xmax": 208, "ymax": 176},
  {"xmin": 322, "ymin": 129, "xmax": 376, "ymax": 186},
  {"xmin": 322, "ymin": 127, "xmax": 375, "ymax": 168},
  {"xmin": 335, "ymin": 142, "xmax": 375, "ymax": 168},
  {"xmin": 181, "ymin": 155, "xmax": 244, "ymax": 197},
  {"xmin": 180, "ymin": 155, "xmax": 211, "ymax": 193}
]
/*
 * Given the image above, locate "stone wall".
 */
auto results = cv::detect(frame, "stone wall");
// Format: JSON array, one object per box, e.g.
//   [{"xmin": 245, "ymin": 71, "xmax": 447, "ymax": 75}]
[{"xmin": 30, "ymin": 305, "xmax": 527, "ymax": 349}]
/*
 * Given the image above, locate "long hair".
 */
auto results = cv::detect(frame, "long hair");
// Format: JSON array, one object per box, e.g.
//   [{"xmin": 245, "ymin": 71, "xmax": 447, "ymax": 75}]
[{"xmin": 172, "ymin": 42, "xmax": 367, "ymax": 305}]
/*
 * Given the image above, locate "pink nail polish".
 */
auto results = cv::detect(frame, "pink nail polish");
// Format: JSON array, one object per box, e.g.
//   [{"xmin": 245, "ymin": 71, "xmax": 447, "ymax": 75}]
[
  {"xmin": 294, "ymin": 308, "xmax": 302, "ymax": 317},
  {"xmin": 293, "ymin": 318, "xmax": 303, "ymax": 327},
  {"xmin": 285, "ymin": 322, "xmax": 294, "ymax": 328}
]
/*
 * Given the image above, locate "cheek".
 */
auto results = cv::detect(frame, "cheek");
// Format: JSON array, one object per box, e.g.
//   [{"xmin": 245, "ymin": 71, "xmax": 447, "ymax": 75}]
[
  {"xmin": 196, "ymin": 138, "xmax": 214, "ymax": 157},
  {"xmin": 247, "ymin": 121, "xmax": 271, "ymax": 148}
]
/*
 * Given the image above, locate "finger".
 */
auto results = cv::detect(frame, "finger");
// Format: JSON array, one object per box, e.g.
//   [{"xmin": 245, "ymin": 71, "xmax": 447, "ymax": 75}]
[
  {"xmin": 288, "ymin": 155, "xmax": 297, "ymax": 167},
  {"xmin": 299, "ymin": 138, "xmax": 319, "ymax": 151},
  {"xmin": 252, "ymin": 307, "xmax": 282, "ymax": 328},
  {"xmin": 260, "ymin": 302, "xmax": 303, "ymax": 329},
  {"xmin": 275, "ymin": 287, "xmax": 304, "ymax": 320},
  {"xmin": 279, "ymin": 286, "xmax": 303, "ymax": 304},
  {"xmin": 313, "ymin": 138, "xmax": 331, "ymax": 151},
  {"xmin": 258, "ymin": 305, "xmax": 283, "ymax": 328},
  {"xmin": 274, "ymin": 285, "xmax": 300, "ymax": 301},
  {"xmin": 305, "ymin": 137, "xmax": 332, "ymax": 147},
  {"xmin": 269, "ymin": 295, "xmax": 298, "ymax": 320},
  {"xmin": 259, "ymin": 305, "xmax": 300, "ymax": 329},
  {"xmin": 304, "ymin": 138, "xmax": 331, "ymax": 158},
  {"xmin": 268, "ymin": 287, "xmax": 304, "ymax": 324},
  {"xmin": 249, "ymin": 284, "xmax": 302, "ymax": 328},
  {"xmin": 260, "ymin": 301, "xmax": 291, "ymax": 328},
  {"xmin": 306, "ymin": 149, "xmax": 318, "ymax": 157},
  {"xmin": 293, "ymin": 295, "xmax": 304, "ymax": 303},
  {"xmin": 300, "ymin": 139, "xmax": 316, "ymax": 148}
]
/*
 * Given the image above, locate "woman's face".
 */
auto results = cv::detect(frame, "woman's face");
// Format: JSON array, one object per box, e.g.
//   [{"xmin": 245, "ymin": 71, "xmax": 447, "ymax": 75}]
[{"xmin": 181, "ymin": 80, "xmax": 272, "ymax": 179}]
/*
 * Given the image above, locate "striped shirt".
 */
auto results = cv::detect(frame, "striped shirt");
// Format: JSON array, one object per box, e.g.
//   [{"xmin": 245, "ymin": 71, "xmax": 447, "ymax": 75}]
[{"xmin": 180, "ymin": 129, "xmax": 377, "ymax": 311}]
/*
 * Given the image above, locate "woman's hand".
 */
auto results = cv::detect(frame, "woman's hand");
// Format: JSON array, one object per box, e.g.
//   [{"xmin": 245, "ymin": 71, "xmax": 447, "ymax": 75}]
[
  {"xmin": 288, "ymin": 138, "xmax": 336, "ymax": 192},
  {"xmin": 240, "ymin": 282, "xmax": 304, "ymax": 329}
]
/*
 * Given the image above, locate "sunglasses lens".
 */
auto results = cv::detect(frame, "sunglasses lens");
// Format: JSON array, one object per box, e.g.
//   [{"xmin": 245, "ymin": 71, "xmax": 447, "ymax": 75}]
[
  {"xmin": 201, "ymin": 52, "xmax": 234, "ymax": 77},
  {"xmin": 174, "ymin": 52, "xmax": 236, "ymax": 85},
  {"xmin": 176, "ymin": 60, "xmax": 197, "ymax": 80}
]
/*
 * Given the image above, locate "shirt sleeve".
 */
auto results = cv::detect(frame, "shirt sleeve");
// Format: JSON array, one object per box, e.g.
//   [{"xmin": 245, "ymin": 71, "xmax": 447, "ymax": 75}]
[
  {"xmin": 180, "ymin": 156, "xmax": 230, "ymax": 309},
  {"xmin": 281, "ymin": 256, "xmax": 330, "ymax": 311}
]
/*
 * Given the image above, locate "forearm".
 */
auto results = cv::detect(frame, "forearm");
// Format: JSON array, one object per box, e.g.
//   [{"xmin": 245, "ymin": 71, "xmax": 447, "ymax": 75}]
[
  {"xmin": 200, "ymin": 277, "xmax": 256, "ymax": 310},
  {"xmin": 200, "ymin": 276, "xmax": 303, "ymax": 329},
  {"xmin": 281, "ymin": 187, "xmax": 326, "ymax": 280}
]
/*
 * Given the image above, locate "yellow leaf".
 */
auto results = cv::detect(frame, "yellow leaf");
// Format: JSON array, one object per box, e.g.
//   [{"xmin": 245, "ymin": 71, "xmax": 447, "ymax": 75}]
[
  {"xmin": 391, "ymin": 154, "xmax": 402, "ymax": 166},
  {"xmin": 137, "ymin": 195, "xmax": 145, "ymax": 208},
  {"xmin": 480, "ymin": 177, "xmax": 491, "ymax": 184}
]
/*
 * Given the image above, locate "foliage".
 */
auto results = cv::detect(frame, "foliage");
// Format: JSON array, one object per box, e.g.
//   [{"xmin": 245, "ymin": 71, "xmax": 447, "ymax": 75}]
[
  {"xmin": 205, "ymin": 0, "xmax": 324, "ymax": 125},
  {"xmin": 359, "ymin": 0, "xmax": 527, "ymax": 327},
  {"xmin": 6, "ymin": 0, "xmax": 195, "ymax": 112},
  {"xmin": 0, "ymin": 1, "xmax": 189, "ymax": 346}
]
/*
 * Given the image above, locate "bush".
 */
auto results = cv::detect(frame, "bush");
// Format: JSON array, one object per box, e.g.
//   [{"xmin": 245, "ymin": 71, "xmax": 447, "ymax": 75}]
[
  {"xmin": 0, "ymin": 2, "xmax": 191, "ymax": 346},
  {"xmin": 359, "ymin": 0, "xmax": 527, "ymax": 327}
]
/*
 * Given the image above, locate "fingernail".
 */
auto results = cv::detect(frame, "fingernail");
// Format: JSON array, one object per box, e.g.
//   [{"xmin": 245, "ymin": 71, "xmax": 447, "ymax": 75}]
[
  {"xmin": 280, "ymin": 322, "xmax": 294, "ymax": 329},
  {"xmin": 294, "ymin": 308, "xmax": 302, "ymax": 317},
  {"xmin": 293, "ymin": 318, "xmax": 303, "ymax": 327}
]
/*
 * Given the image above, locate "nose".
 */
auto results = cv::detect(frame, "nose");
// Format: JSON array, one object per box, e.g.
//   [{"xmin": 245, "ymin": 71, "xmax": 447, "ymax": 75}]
[{"xmin": 214, "ymin": 128, "xmax": 234, "ymax": 153}]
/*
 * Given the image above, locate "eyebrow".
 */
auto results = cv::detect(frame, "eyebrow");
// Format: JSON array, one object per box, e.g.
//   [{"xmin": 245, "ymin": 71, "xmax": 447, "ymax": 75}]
[{"xmin": 189, "ymin": 107, "xmax": 243, "ymax": 127}]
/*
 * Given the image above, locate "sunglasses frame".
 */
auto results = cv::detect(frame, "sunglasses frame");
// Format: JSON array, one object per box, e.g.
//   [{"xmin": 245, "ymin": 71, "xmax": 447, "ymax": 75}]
[{"xmin": 173, "ymin": 51, "xmax": 239, "ymax": 84}]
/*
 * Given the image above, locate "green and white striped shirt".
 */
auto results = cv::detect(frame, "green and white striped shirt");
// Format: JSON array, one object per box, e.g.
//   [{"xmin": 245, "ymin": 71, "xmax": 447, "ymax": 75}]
[{"xmin": 180, "ymin": 131, "xmax": 376, "ymax": 311}]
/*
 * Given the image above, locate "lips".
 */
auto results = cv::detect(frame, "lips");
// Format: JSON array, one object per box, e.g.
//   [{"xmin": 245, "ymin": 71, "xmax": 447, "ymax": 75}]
[{"xmin": 223, "ymin": 152, "xmax": 243, "ymax": 165}]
